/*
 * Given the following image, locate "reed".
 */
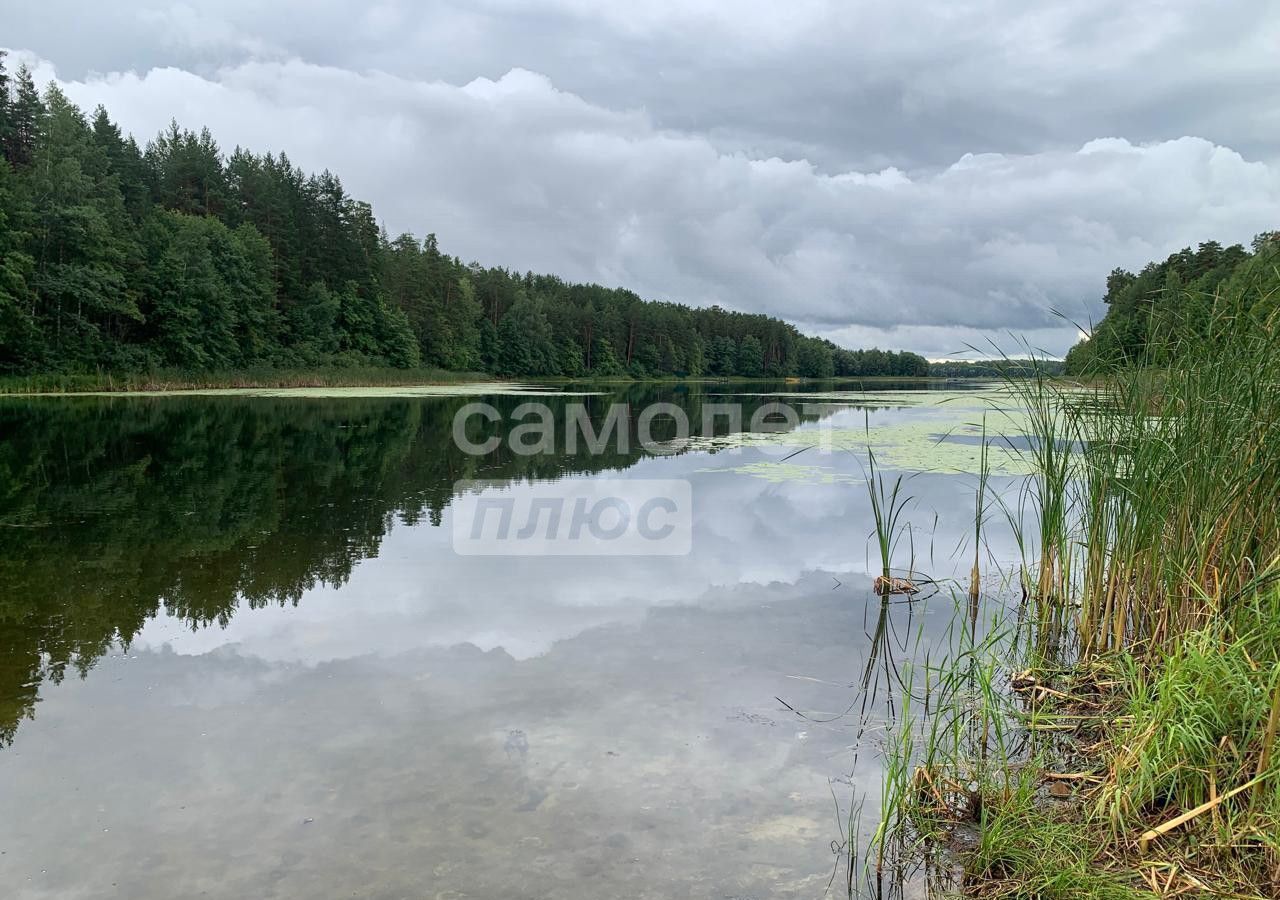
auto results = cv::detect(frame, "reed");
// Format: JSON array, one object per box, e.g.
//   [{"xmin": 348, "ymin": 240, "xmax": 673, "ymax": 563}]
[
  {"xmin": 968, "ymin": 416, "xmax": 990, "ymax": 604},
  {"xmin": 871, "ymin": 298, "xmax": 1280, "ymax": 897},
  {"xmin": 1023, "ymin": 300, "xmax": 1280, "ymax": 656},
  {"xmin": 863, "ymin": 448, "xmax": 913, "ymax": 591}
]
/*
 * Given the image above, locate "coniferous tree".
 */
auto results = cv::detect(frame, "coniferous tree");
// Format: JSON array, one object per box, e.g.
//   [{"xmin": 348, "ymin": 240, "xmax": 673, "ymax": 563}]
[
  {"xmin": 0, "ymin": 82, "xmax": 930, "ymax": 378},
  {"xmin": 1066, "ymin": 236, "xmax": 1280, "ymax": 373},
  {"xmin": 0, "ymin": 159, "xmax": 37, "ymax": 371},
  {"xmin": 28, "ymin": 85, "xmax": 139, "ymax": 367},
  {"xmin": 148, "ymin": 122, "xmax": 228, "ymax": 218},
  {"xmin": 0, "ymin": 51, "xmax": 11, "ymax": 162},
  {"xmin": 4, "ymin": 64, "xmax": 41, "ymax": 168},
  {"xmin": 91, "ymin": 106, "xmax": 150, "ymax": 221}
]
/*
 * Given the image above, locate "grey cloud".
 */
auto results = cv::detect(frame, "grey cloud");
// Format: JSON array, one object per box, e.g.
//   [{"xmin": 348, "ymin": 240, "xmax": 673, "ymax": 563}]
[
  {"xmin": 37, "ymin": 57, "xmax": 1278, "ymax": 356},
  {"xmin": 6, "ymin": 2, "xmax": 1279, "ymax": 357},
  {"xmin": 8, "ymin": 2, "xmax": 1280, "ymax": 168}
]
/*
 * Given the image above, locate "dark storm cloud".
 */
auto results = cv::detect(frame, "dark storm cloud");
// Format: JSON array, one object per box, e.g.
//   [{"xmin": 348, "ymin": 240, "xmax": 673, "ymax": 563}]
[{"xmin": 7, "ymin": 2, "xmax": 1280, "ymax": 356}]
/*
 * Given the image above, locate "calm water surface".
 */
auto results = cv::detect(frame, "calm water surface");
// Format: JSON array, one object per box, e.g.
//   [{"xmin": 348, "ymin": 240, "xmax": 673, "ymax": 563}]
[{"xmin": 0, "ymin": 382, "xmax": 1018, "ymax": 898}]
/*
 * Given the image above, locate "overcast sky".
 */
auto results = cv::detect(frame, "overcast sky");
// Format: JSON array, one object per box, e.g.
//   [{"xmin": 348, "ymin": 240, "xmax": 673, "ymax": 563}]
[{"xmin": 6, "ymin": 2, "xmax": 1280, "ymax": 357}]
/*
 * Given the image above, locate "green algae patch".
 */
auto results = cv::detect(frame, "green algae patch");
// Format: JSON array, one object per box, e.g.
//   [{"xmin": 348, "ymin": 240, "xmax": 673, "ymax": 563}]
[
  {"xmin": 724, "ymin": 388, "xmax": 1019, "ymax": 410},
  {"xmin": 695, "ymin": 461, "xmax": 864, "ymax": 485},
  {"xmin": 683, "ymin": 406, "xmax": 1041, "ymax": 476},
  {"xmin": 686, "ymin": 386, "xmax": 1048, "ymax": 476}
]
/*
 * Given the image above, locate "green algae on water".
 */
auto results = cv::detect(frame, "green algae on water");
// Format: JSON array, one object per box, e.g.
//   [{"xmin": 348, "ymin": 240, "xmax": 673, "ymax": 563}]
[
  {"xmin": 695, "ymin": 461, "xmax": 864, "ymax": 485},
  {"xmin": 681, "ymin": 401, "xmax": 1041, "ymax": 476}
]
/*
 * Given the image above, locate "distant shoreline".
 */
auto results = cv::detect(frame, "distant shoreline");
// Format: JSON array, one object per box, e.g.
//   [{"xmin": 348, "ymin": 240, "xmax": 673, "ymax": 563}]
[
  {"xmin": 0, "ymin": 368, "xmax": 492, "ymax": 396},
  {"xmin": 0, "ymin": 369, "xmax": 986, "ymax": 397}
]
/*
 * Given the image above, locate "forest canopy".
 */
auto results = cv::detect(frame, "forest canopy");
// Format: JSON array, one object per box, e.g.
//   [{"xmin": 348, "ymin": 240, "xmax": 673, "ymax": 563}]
[
  {"xmin": 927, "ymin": 359, "xmax": 1064, "ymax": 379},
  {"xmin": 0, "ymin": 55, "xmax": 928, "ymax": 380},
  {"xmin": 1064, "ymin": 232, "xmax": 1280, "ymax": 374}
]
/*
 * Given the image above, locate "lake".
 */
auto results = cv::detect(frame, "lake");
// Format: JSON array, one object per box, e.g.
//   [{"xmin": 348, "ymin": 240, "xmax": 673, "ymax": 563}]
[{"xmin": 0, "ymin": 381, "xmax": 1023, "ymax": 898}]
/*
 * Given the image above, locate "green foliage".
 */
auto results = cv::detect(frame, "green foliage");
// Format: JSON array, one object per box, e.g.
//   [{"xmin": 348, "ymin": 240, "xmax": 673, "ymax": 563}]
[
  {"xmin": 928, "ymin": 358, "xmax": 1065, "ymax": 378},
  {"xmin": 496, "ymin": 295, "xmax": 558, "ymax": 376},
  {"xmin": 0, "ymin": 59, "xmax": 929, "ymax": 379},
  {"xmin": 706, "ymin": 334, "xmax": 736, "ymax": 376},
  {"xmin": 146, "ymin": 120, "xmax": 227, "ymax": 218},
  {"xmin": 0, "ymin": 159, "xmax": 36, "ymax": 371},
  {"xmin": 889, "ymin": 291, "xmax": 1280, "ymax": 897},
  {"xmin": 831, "ymin": 345, "xmax": 929, "ymax": 377},
  {"xmin": 1108, "ymin": 592, "xmax": 1280, "ymax": 816},
  {"xmin": 736, "ymin": 334, "xmax": 765, "ymax": 377},
  {"xmin": 968, "ymin": 774, "xmax": 1147, "ymax": 900},
  {"xmin": 3, "ymin": 63, "xmax": 40, "ymax": 168},
  {"xmin": 1065, "ymin": 234, "xmax": 1279, "ymax": 373},
  {"xmin": 796, "ymin": 338, "xmax": 835, "ymax": 377},
  {"xmin": 1050, "ymin": 305, "xmax": 1280, "ymax": 653}
]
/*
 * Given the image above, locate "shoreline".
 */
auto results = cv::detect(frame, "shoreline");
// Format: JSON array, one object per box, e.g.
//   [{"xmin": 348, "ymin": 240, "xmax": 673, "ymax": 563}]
[
  {"xmin": 0, "ymin": 367, "xmax": 493, "ymax": 396},
  {"xmin": 0, "ymin": 370, "xmax": 982, "ymax": 397}
]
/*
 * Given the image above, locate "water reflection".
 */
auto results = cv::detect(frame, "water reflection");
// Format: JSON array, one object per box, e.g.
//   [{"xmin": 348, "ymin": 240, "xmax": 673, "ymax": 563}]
[{"xmin": 0, "ymin": 382, "xmax": 1011, "ymax": 898}]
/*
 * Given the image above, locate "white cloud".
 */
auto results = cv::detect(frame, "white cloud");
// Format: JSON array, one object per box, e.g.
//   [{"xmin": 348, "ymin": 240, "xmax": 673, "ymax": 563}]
[
  {"xmin": 9, "ymin": 2, "xmax": 1280, "ymax": 168},
  {"xmin": 29, "ymin": 55, "xmax": 1276, "ymax": 357},
  {"xmin": 5, "ymin": 1, "xmax": 1279, "ymax": 358}
]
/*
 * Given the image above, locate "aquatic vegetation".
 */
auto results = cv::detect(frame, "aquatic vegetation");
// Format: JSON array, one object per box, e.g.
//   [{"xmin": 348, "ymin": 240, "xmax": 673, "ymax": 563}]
[
  {"xmin": 864, "ymin": 450, "xmax": 913, "ymax": 589},
  {"xmin": 964, "ymin": 772, "xmax": 1149, "ymax": 900},
  {"xmin": 727, "ymin": 389, "xmax": 1016, "ymax": 409},
  {"xmin": 1103, "ymin": 592, "xmax": 1280, "ymax": 884},
  {"xmin": 871, "ymin": 305, "xmax": 1280, "ymax": 897},
  {"xmin": 694, "ymin": 461, "xmax": 863, "ymax": 485},
  {"xmin": 679, "ymin": 398, "xmax": 1043, "ymax": 477}
]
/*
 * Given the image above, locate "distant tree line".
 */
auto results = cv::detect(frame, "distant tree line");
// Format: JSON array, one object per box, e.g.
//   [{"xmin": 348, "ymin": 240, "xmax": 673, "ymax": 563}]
[
  {"xmin": 0, "ymin": 55, "xmax": 928, "ymax": 380},
  {"xmin": 928, "ymin": 359, "xmax": 1064, "ymax": 378},
  {"xmin": 1065, "ymin": 233, "xmax": 1280, "ymax": 374}
]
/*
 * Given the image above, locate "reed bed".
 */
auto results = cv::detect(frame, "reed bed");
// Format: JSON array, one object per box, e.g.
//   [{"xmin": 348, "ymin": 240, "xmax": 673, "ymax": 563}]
[{"xmin": 870, "ymin": 302, "xmax": 1280, "ymax": 897}]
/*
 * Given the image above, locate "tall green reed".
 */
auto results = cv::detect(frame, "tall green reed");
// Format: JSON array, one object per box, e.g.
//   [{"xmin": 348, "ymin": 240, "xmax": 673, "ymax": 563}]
[
  {"xmin": 1002, "ymin": 300, "xmax": 1280, "ymax": 657},
  {"xmin": 863, "ymin": 448, "xmax": 913, "ymax": 591}
]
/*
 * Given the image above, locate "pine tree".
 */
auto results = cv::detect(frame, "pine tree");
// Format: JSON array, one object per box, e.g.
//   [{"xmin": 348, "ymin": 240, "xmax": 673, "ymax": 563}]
[
  {"xmin": 0, "ymin": 51, "xmax": 12, "ymax": 162},
  {"xmin": 27, "ymin": 85, "xmax": 139, "ymax": 367},
  {"xmin": 91, "ymin": 106, "xmax": 151, "ymax": 220},
  {"xmin": 147, "ymin": 122, "xmax": 227, "ymax": 217},
  {"xmin": 0, "ymin": 85, "xmax": 925, "ymax": 378},
  {"xmin": 0, "ymin": 159, "xmax": 38, "ymax": 371},
  {"xmin": 4, "ymin": 64, "xmax": 41, "ymax": 168}
]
